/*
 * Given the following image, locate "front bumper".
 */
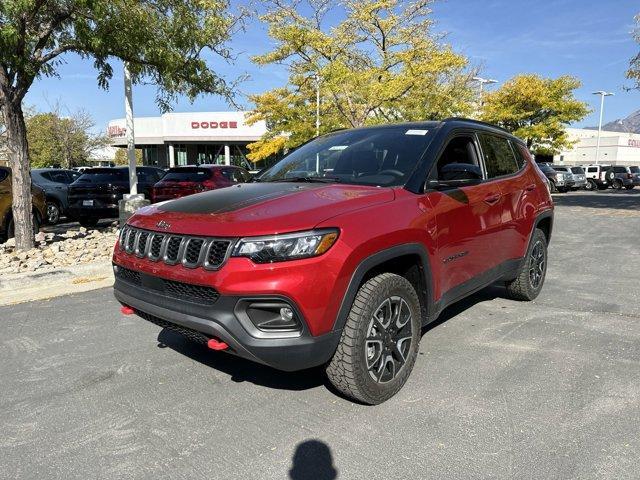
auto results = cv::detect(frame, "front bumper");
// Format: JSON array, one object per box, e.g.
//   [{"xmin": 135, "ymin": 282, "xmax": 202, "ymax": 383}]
[{"xmin": 113, "ymin": 274, "xmax": 341, "ymax": 371}]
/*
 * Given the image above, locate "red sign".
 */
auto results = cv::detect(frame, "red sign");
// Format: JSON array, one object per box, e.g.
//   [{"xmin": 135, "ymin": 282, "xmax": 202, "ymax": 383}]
[
  {"xmin": 108, "ymin": 125, "xmax": 126, "ymax": 137},
  {"xmin": 191, "ymin": 121, "xmax": 238, "ymax": 129},
  {"xmin": 628, "ymin": 139, "xmax": 640, "ymax": 148}
]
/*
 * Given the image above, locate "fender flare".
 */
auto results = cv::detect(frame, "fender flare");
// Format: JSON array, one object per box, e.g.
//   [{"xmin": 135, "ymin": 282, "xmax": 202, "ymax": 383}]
[{"xmin": 331, "ymin": 243, "xmax": 435, "ymax": 332}]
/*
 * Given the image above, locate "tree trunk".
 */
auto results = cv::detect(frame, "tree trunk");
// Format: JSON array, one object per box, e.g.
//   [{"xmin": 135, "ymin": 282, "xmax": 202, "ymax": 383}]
[{"xmin": 2, "ymin": 101, "xmax": 35, "ymax": 250}]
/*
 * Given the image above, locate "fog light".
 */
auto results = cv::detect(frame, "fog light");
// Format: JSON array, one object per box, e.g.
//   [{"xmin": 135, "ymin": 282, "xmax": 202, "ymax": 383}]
[{"xmin": 280, "ymin": 307, "xmax": 294, "ymax": 322}]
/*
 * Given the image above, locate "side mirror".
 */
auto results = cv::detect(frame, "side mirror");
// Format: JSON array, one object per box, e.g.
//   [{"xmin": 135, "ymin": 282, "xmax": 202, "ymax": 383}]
[{"xmin": 426, "ymin": 163, "xmax": 483, "ymax": 190}]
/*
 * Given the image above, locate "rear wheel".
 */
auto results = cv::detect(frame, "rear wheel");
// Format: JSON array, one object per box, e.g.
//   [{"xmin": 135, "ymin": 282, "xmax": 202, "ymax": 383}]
[
  {"xmin": 6, "ymin": 213, "xmax": 40, "ymax": 239},
  {"xmin": 585, "ymin": 179, "xmax": 596, "ymax": 191},
  {"xmin": 549, "ymin": 180, "xmax": 558, "ymax": 193},
  {"xmin": 625, "ymin": 185, "xmax": 634, "ymax": 190},
  {"xmin": 505, "ymin": 228, "xmax": 548, "ymax": 301},
  {"xmin": 78, "ymin": 216, "xmax": 99, "ymax": 228},
  {"xmin": 326, "ymin": 273, "xmax": 421, "ymax": 405},
  {"xmin": 46, "ymin": 200, "xmax": 61, "ymax": 224},
  {"xmin": 612, "ymin": 179, "xmax": 623, "ymax": 190}
]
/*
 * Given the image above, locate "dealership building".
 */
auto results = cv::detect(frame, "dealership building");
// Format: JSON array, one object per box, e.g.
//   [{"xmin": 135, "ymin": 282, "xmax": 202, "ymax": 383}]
[
  {"xmin": 107, "ymin": 111, "xmax": 268, "ymax": 170},
  {"xmin": 554, "ymin": 128, "xmax": 640, "ymax": 166}
]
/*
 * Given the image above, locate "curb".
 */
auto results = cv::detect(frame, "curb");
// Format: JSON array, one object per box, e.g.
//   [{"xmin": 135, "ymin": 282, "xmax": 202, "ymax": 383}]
[{"xmin": 0, "ymin": 262, "xmax": 114, "ymax": 306}]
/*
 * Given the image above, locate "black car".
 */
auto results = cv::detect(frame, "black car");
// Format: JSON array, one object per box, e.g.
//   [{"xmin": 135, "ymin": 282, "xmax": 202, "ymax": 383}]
[
  {"xmin": 67, "ymin": 166, "xmax": 165, "ymax": 227},
  {"xmin": 31, "ymin": 168, "xmax": 81, "ymax": 224}
]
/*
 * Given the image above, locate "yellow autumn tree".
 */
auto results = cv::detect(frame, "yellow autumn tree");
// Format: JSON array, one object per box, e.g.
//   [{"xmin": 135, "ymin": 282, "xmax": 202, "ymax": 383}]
[{"xmin": 246, "ymin": 0, "xmax": 477, "ymax": 161}]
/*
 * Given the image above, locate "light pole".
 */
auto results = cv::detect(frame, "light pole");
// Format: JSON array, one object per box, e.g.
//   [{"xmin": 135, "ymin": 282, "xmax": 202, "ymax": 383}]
[
  {"xmin": 124, "ymin": 63, "xmax": 137, "ymax": 194},
  {"xmin": 593, "ymin": 90, "xmax": 614, "ymax": 165},
  {"xmin": 472, "ymin": 76, "xmax": 497, "ymax": 117}
]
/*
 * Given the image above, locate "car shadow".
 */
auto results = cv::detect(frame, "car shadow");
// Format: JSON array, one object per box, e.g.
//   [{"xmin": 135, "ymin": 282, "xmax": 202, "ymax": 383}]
[
  {"xmin": 156, "ymin": 328, "xmax": 325, "ymax": 391},
  {"xmin": 551, "ymin": 190, "xmax": 640, "ymax": 210}
]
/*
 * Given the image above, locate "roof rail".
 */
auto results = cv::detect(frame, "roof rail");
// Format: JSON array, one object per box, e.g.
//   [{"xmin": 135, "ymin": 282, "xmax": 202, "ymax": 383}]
[{"xmin": 442, "ymin": 117, "xmax": 512, "ymax": 134}]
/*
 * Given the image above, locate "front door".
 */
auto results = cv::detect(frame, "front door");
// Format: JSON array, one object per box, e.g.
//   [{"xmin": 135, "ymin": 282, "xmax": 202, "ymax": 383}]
[{"xmin": 426, "ymin": 133, "xmax": 506, "ymax": 298}]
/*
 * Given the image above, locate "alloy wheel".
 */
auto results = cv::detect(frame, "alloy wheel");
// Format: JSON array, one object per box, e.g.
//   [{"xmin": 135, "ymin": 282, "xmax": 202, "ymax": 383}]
[
  {"xmin": 46, "ymin": 202, "xmax": 60, "ymax": 224},
  {"xmin": 365, "ymin": 296, "xmax": 413, "ymax": 384},
  {"xmin": 528, "ymin": 240, "xmax": 546, "ymax": 289}
]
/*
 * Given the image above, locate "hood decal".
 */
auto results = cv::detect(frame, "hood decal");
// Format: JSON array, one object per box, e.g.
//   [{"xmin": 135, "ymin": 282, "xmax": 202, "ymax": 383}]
[{"xmin": 157, "ymin": 182, "xmax": 322, "ymax": 214}]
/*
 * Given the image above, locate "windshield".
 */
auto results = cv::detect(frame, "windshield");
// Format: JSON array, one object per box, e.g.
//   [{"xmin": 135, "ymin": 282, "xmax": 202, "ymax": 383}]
[
  {"xmin": 570, "ymin": 167, "xmax": 585, "ymax": 174},
  {"xmin": 75, "ymin": 169, "xmax": 127, "ymax": 183},
  {"xmin": 257, "ymin": 126, "xmax": 434, "ymax": 187},
  {"xmin": 162, "ymin": 167, "xmax": 212, "ymax": 182},
  {"xmin": 629, "ymin": 166, "xmax": 640, "ymax": 173}
]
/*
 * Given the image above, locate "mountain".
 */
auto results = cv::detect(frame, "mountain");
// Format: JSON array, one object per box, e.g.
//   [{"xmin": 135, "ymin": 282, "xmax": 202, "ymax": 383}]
[{"xmin": 587, "ymin": 109, "xmax": 640, "ymax": 133}]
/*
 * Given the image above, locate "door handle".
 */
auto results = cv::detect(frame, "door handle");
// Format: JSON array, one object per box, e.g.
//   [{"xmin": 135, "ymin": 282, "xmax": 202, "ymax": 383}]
[
  {"xmin": 483, "ymin": 193, "xmax": 501, "ymax": 205},
  {"xmin": 525, "ymin": 183, "xmax": 536, "ymax": 192}
]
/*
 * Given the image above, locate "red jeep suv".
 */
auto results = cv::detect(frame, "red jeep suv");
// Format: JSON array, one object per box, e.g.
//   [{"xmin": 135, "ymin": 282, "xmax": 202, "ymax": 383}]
[{"xmin": 113, "ymin": 119, "xmax": 553, "ymax": 404}]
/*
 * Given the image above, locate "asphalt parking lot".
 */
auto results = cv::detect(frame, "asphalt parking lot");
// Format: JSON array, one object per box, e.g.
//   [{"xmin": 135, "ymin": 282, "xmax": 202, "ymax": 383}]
[{"xmin": 2, "ymin": 190, "xmax": 639, "ymax": 479}]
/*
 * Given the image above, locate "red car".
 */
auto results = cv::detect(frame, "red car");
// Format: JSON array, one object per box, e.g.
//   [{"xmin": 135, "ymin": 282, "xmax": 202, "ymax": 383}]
[
  {"xmin": 113, "ymin": 118, "xmax": 553, "ymax": 404},
  {"xmin": 150, "ymin": 165, "xmax": 251, "ymax": 203}
]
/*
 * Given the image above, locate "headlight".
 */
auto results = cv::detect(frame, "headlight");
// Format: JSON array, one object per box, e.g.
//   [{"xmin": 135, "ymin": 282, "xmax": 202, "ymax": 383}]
[{"xmin": 232, "ymin": 229, "xmax": 339, "ymax": 263}]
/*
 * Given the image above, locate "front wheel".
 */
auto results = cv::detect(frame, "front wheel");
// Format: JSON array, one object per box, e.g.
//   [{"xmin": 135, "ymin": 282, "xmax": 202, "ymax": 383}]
[
  {"xmin": 326, "ymin": 273, "xmax": 421, "ymax": 405},
  {"xmin": 585, "ymin": 179, "xmax": 596, "ymax": 191},
  {"xmin": 505, "ymin": 228, "xmax": 548, "ymax": 301},
  {"xmin": 46, "ymin": 201, "xmax": 61, "ymax": 224},
  {"xmin": 612, "ymin": 179, "xmax": 623, "ymax": 190}
]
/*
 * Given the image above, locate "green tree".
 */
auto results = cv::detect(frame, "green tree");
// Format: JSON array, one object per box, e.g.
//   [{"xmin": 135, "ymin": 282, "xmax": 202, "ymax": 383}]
[
  {"xmin": 26, "ymin": 110, "xmax": 107, "ymax": 168},
  {"xmin": 0, "ymin": 0, "xmax": 240, "ymax": 249},
  {"xmin": 480, "ymin": 74, "xmax": 590, "ymax": 155},
  {"xmin": 628, "ymin": 14, "xmax": 640, "ymax": 89},
  {"xmin": 246, "ymin": 0, "xmax": 476, "ymax": 161},
  {"xmin": 113, "ymin": 148, "xmax": 142, "ymax": 166}
]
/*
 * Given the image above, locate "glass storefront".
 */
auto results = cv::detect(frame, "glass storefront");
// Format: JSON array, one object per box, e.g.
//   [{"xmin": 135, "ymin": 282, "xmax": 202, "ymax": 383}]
[{"xmin": 140, "ymin": 143, "xmax": 264, "ymax": 170}]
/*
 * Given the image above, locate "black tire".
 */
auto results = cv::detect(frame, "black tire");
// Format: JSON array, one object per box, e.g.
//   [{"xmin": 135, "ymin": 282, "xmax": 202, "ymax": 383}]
[
  {"xmin": 6, "ymin": 213, "xmax": 40, "ymax": 239},
  {"xmin": 325, "ymin": 273, "xmax": 421, "ymax": 405},
  {"xmin": 597, "ymin": 183, "xmax": 608, "ymax": 190},
  {"xmin": 45, "ymin": 200, "xmax": 61, "ymax": 224},
  {"xmin": 625, "ymin": 185, "xmax": 634, "ymax": 190},
  {"xmin": 78, "ymin": 216, "xmax": 99, "ymax": 228},
  {"xmin": 612, "ymin": 179, "xmax": 623, "ymax": 190},
  {"xmin": 585, "ymin": 179, "xmax": 596, "ymax": 191},
  {"xmin": 605, "ymin": 169, "xmax": 616, "ymax": 184},
  {"xmin": 557, "ymin": 187, "xmax": 568, "ymax": 193},
  {"xmin": 505, "ymin": 228, "xmax": 548, "ymax": 301},
  {"xmin": 549, "ymin": 180, "xmax": 558, "ymax": 193}
]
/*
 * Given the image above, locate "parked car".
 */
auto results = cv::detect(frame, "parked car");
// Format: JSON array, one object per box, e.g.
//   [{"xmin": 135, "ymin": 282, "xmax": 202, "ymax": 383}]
[
  {"xmin": 629, "ymin": 166, "xmax": 640, "ymax": 186},
  {"xmin": 31, "ymin": 168, "xmax": 81, "ymax": 224},
  {"xmin": 568, "ymin": 166, "xmax": 587, "ymax": 190},
  {"xmin": 537, "ymin": 163, "xmax": 573, "ymax": 192},
  {"xmin": 584, "ymin": 164, "xmax": 613, "ymax": 190},
  {"xmin": 67, "ymin": 166, "xmax": 165, "ymax": 227},
  {"xmin": 150, "ymin": 165, "xmax": 251, "ymax": 203},
  {"xmin": 0, "ymin": 166, "xmax": 47, "ymax": 240},
  {"xmin": 112, "ymin": 118, "xmax": 553, "ymax": 404},
  {"xmin": 605, "ymin": 165, "xmax": 636, "ymax": 190}
]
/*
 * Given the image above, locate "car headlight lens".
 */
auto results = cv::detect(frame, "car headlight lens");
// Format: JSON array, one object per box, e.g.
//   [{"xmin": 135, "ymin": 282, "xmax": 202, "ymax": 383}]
[{"xmin": 232, "ymin": 229, "xmax": 339, "ymax": 263}]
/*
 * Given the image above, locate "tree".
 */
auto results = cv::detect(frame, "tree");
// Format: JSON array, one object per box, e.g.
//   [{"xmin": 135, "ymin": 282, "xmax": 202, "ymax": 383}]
[
  {"xmin": 480, "ymin": 74, "xmax": 590, "ymax": 155},
  {"xmin": 0, "ymin": 0, "xmax": 240, "ymax": 250},
  {"xmin": 26, "ymin": 109, "xmax": 108, "ymax": 168},
  {"xmin": 114, "ymin": 148, "xmax": 142, "ymax": 166},
  {"xmin": 246, "ymin": 0, "xmax": 476, "ymax": 161},
  {"xmin": 628, "ymin": 14, "xmax": 640, "ymax": 89}
]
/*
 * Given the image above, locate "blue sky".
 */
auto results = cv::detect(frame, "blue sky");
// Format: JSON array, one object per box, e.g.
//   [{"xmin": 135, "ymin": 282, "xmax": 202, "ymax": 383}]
[{"xmin": 25, "ymin": 0, "xmax": 640, "ymax": 132}]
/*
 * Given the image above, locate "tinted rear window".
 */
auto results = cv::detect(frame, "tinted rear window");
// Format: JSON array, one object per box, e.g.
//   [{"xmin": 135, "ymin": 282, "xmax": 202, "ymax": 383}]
[
  {"xmin": 478, "ymin": 134, "xmax": 519, "ymax": 178},
  {"xmin": 553, "ymin": 167, "xmax": 570, "ymax": 172},
  {"xmin": 630, "ymin": 166, "xmax": 640, "ymax": 173},
  {"xmin": 612, "ymin": 166, "xmax": 627, "ymax": 173},
  {"xmin": 76, "ymin": 169, "xmax": 127, "ymax": 183},
  {"xmin": 570, "ymin": 167, "xmax": 585, "ymax": 174},
  {"xmin": 162, "ymin": 168, "xmax": 212, "ymax": 182}
]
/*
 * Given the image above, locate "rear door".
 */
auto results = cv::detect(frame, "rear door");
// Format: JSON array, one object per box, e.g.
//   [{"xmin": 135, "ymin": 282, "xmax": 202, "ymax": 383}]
[{"xmin": 477, "ymin": 133, "xmax": 532, "ymax": 262}]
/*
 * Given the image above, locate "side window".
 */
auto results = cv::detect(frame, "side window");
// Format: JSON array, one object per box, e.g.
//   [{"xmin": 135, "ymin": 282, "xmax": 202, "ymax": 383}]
[
  {"xmin": 50, "ymin": 171, "xmax": 69, "ymax": 183},
  {"xmin": 478, "ymin": 134, "xmax": 519, "ymax": 178},
  {"xmin": 0, "ymin": 169, "xmax": 9, "ymax": 182},
  {"xmin": 587, "ymin": 167, "xmax": 596, "ymax": 173},
  {"xmin": 433, "ymin": 135, "xmax": 480, "ymax": 179}
]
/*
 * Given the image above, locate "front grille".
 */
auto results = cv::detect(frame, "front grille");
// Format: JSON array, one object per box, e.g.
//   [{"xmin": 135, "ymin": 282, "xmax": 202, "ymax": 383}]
[
  {"xmin": 115, "ymin": 265, "xmax": 220, "ymax": 305},
  {"xmin": 119, "ymin": 225, "xmax": 233, "ymax": 270}
]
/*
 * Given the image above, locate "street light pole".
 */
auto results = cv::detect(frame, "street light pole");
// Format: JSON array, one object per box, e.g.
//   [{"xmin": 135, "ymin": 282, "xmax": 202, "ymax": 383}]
[
  {"xmin": 124, "ymin": 63, "xmax": 138, "ymax": 195},
  {"xmin": 472, "ymin": 76, "xmax": 497, "ymax": 116},
  {"xmin": 593, "ymin": 91, "xmax": 614, "ymax": 165}
]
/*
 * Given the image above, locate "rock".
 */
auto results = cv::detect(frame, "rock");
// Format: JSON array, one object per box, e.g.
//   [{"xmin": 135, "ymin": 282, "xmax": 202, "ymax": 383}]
[
  {"xmin": 3, "ymin": 238, "xmax": 15, "ymax": 248},
  {"xmin": 34, "ymin": 232, "xmax": 46, "ymax": 243},
  {"xmin": 78, "ymin": 227, "xmax": 87, "ymax": 234}
]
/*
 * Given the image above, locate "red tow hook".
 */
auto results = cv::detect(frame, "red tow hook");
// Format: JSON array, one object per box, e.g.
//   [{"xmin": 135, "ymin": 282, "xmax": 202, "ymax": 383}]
[
  {"xmin": 207, "ymin": 338, "xmax": 229, "ymax": 351},
  {"xmin": 120, "ymin": 305, "xmax": 135, "ymax": 315}
]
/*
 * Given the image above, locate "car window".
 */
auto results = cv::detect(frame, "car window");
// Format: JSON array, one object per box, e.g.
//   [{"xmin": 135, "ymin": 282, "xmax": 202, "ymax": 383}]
[
  {"xmin": 0, "ymin": 169, "xmax": 8, "ymax": 183},
  {"xmin": 162, "ymin": 167, "xmax": 211, "ymax": 182},
  {"xmin": 612, "ymin": 166, "xmax": 627, "ymax": 173},
  {"xmin": 478, "ymin": 134, "xmax": 519, "ymax": 178},
  {"xmin": 76, "ymin": 169, "xmax": 128, "ymax": 183},
  {"xmin": 434, "ymin": 135, "xmax": 479, "ymax": 179},
  {"xmin": 630, "ymin": 166, "xmax": 640, "ymax": 173},
  {"xmin": 138, "ymin": 169, "xmax": 163, "ymax": 183},
  {"xmin": 46, "ymin": 171, "xmax": 71, "ymax": 183},
  {"xmin": 587, "ymin": 167, "xmax": 597, "ymax": 172},
  {"xmin": 570, "ymin": 167, "xmax": 585, "ymax": 174}
]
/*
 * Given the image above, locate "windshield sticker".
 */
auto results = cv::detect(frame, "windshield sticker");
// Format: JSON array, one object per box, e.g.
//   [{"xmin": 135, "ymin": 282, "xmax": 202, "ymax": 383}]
[
  {"xmin": 405, "ymin": 129, "xmax": 428, "ymax": 136},
  {"xmin": 328, "ymin": 145, "xmax": 349, "ymax": 151}
]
